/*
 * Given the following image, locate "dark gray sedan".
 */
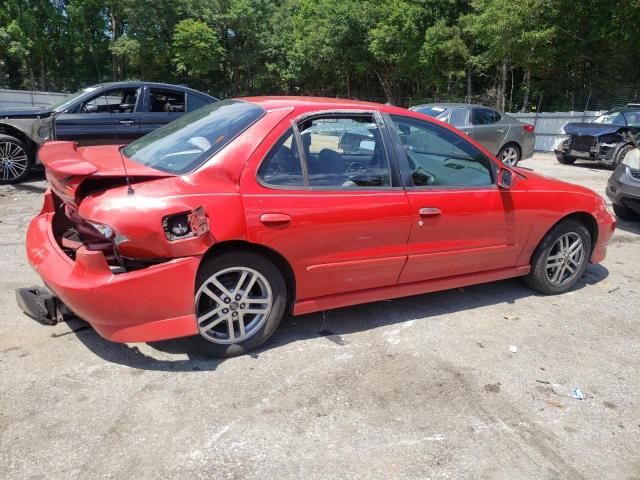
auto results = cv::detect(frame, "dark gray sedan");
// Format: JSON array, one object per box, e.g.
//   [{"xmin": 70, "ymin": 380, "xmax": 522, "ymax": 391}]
[
  {"xmin": 410, "ymin": 103, "xmax": 536, "ymax": 166},
  {"xmin": 607, "ymin": 147, "xmax": 640, "ymax": 220},
  {"xmin": 0, "ymin": 81, "xmax": 217, "ymax": 184}
]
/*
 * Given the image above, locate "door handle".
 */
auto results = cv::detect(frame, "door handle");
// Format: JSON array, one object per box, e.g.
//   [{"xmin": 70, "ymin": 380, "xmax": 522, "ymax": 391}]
[
  {"xmin": 119, "ymin": 120, "xmax": 135, "ymax": 125},
  {"xmin": 497, "ymin": 128, "xmax": 505, "ymax": 134},
  {"xmin": 419, "ymin": 207, "xmax": 441, "ymax": 217},
  {"xmin": 260, "ymin": 213, "xmax": 291, "ymax": 226}
]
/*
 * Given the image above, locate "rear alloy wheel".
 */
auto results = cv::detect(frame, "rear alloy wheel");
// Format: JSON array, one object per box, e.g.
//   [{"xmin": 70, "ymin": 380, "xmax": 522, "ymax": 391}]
[
  {"xmin": 556, "ymin": 154, "xmax": 577, "ymax": 165},
  {"xmin": 0, "ymin": 134, "xmax": 32, "ymax": 184},
  {"xmin": 193, "ymin": 251, "xmax": 287, "ymax": 357},
  {"xmin": 525, "ymin": 219, "xmax": 591, "ymax": 294},
  {"xmin": 499, "ymin": 144, "xmax": 520, "ymax": 167}
]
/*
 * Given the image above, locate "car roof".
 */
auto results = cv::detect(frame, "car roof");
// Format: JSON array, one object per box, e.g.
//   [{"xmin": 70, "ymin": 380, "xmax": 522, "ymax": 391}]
[
  {"xmin": 88, "ymin": 81, "xmax": 217, "ymax": 100},
  {"xmin": 605, "ymin": 107, "xmax": 640, "ymax": 114},
  {"xmin": 412, "ymin": 102, "xmax": 497, "ymax": 110},
  {"xmin": 239, "ymin": 96, "xmax": 416, "ymax": 116}
]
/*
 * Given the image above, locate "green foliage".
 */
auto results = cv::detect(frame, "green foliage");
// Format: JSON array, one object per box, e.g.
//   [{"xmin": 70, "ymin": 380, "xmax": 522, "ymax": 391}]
[
  {"xmin": 0, "ymin": 0, "xmax": 638, "ymax": 110},
  {"xmin": 172, "ymin": 19, "xmax": 224, "ymax": 83}
]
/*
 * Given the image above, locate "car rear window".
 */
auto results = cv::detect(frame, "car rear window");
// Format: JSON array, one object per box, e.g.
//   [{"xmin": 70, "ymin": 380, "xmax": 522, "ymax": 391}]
[
  {"xmin": 123, "ymin": 100, "xmax": 264, "ymax": 174},
  {"xmin": 414, "ymin": 106, "xmax": 449, "ymax": 117}
]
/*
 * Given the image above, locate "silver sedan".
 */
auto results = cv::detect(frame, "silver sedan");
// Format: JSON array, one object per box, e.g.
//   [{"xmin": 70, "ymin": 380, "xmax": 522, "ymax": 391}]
[{"xmin": 410, "ymin": 103, "xmax": 536, "ymax": 167}]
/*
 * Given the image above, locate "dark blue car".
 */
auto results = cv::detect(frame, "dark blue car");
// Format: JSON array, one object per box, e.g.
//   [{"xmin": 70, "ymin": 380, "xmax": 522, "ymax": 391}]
[{"xmin": 0, "ymin": 81, "xmax": 218, "ymax": 183}]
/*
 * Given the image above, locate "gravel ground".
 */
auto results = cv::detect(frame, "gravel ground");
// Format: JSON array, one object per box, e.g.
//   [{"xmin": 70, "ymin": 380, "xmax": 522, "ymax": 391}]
[{"xmin": 1, "ymin": 154, "xmax": 639, "ymax": 479}]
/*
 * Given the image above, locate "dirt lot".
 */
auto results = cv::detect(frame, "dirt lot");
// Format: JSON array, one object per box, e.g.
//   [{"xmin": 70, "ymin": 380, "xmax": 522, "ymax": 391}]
[{"xmin": 1, "ymin": 154, "xmax": 639, "ymax": 479}]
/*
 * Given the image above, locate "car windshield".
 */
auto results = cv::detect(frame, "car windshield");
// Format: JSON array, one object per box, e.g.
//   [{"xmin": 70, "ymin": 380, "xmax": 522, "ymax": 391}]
[
  {"xmin": 593, "ymin": 111, "xmax": 627, "ymax": 126},
  {"xmin": 414, "ymin": 106, "xmax": 449, "ymax": 117},
  {"xmin": 48, "ymin": 87, "xmax": 98, "ymax": 111},
  {"xmin": 122, "ymin": 99, "xmax": 264, "ymax": 174}
]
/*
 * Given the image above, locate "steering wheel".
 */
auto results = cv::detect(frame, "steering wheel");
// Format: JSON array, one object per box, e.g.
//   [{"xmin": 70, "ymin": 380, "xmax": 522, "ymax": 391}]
[
  {"xmin": 346, "ymin": 162, "xmax": 367, "ymax": 175},
  {"xmin": 406, "ymin": 151, "xmax": 435, "ymax": 185}
]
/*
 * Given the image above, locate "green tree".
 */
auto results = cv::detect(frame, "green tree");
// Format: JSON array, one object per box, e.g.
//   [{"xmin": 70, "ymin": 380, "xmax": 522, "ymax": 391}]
[{"xmin": 172, "ymin": 19, "xmax": 224, "ymax": 86}]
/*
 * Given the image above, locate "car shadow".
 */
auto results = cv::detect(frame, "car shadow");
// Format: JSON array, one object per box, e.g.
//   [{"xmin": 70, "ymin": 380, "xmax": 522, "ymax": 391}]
[
  {"xmin": 571, "ymin": 162, "xmax": 613, "ymax": 172},
  {"xmin": 66, "ymin": 263, "xmax": 609, "ymax": 371},
  {"xmin": 6, "ymin": 171, "xmax": 47, "ymax": 194},
  {"xmin": 614, "ymin": 217, "xmax": 640, "ymax": 235}
]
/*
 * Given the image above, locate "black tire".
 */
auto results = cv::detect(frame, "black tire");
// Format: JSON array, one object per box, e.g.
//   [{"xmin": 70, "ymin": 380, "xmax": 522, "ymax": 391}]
[
  {"xmin": 190, "ymin": 251, "xmax": 287, "ymax": 357},
  {"xmin": 556, "ymin": 154, "xmax": 577, "ymax": 165},
  {"xmin": 498, "ymin": 143, "xmax": 521, "ymax": 167},
  {"xmin": 524, "ymin": 219, "xmax": 592, "ymax": 295},
  {"xmin": 0, "ymin": 134, "xmax": 33, "ymax": 184},
  {"xmin": 612, "ymin": 202, "xmax": 640, "ymax": 221},
  {"xmin": 612, "ymin": 144, "xmax": 634, "ymax": 169}
]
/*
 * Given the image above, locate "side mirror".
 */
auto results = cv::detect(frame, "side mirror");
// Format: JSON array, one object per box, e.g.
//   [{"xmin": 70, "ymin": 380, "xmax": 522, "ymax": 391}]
[{"xmin": 497, "ymin": 168, "xmax": 514, "ymax": 189}]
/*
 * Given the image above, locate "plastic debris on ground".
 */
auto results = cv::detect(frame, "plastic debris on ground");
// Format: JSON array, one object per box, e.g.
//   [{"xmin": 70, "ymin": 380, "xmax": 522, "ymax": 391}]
[
  {"xmin": 551, "ymin": 383, "xmax": 584, "ymax": 400},
  {"xmin": 509, "ymin": 345, "xmax": 518, "ymax": 353}
]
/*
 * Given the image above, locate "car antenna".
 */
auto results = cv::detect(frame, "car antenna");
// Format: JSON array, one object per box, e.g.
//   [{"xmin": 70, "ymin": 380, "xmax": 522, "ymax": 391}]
[{"xmin": 86, "ymin": 42, "xmax": 135, "ymax": 196}]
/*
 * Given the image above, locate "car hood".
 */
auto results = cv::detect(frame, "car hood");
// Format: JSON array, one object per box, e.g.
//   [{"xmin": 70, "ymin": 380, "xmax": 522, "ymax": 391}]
[
  {"xmin": 514, "ymin": 166, "xmax": 597, "ymax": 196},
  {"xmin": 0, "ymin": 106, "xmax": 53, "ymax": 118},
  {"xmin": 563, "ymin": 122, "xmax": 637, "ymax": 136}
]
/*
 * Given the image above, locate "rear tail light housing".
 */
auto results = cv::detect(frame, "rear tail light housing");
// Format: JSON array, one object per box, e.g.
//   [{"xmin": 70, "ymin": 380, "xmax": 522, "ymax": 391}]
[{"xmin": 523, "ymin": 124, "xmax": 535, "ymax": 133}]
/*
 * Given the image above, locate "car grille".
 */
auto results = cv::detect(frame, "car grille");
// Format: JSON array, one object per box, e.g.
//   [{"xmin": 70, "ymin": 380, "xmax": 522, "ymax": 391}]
[
  {"xmin": 630, "ymin": 168, "xmax": 640, "ymax": 181},
  {"xmin": 571, "ymin": 135, "xmax": 596, "ymax": 152}
]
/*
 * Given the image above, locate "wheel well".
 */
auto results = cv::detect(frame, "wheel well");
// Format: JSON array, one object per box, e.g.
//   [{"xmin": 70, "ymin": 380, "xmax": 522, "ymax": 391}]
[
  {"xmin": 200, "ymin": 240, "xmax": 297, "ymax": 312},
  {"xmin": 540, "ymin": 212, "xmax": 598, "ymax": 257},
  {"xmin": 0, "ymin": 123, "xmax": 38, "ymax": 156}
]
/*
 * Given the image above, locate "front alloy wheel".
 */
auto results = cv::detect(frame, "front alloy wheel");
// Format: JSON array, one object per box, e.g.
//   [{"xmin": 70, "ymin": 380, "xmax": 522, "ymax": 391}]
[
  {"xmin": 544, "ymin": 232, "xmax": 585, "ymax": 287},
  {"xmin": 524, "ymin": 219, "xmax": 591, "ymax": 295}
]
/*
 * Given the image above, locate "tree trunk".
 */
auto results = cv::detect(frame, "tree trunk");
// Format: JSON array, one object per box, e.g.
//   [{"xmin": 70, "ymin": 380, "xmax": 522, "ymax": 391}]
[
  {"xmin": 39, "ymin": 57, "xmax": 46, "ymax": 91},
  {"xmin": 376, "ymin": 70, "xmax": 393, "ymax": 104},
  {"xmin": 110, "ymin": 11, "xmax": 118, "ymax": 81},
  {"xmin": 500, "ymin": 59, "xmax": 508, "ymax": 111},
  {"xmin": 521, "ymin": 69, "xmax": 531, "ymax": 112},
  {"xmin": 346, "ymin": 68, "xmax": 351, "ymax": 99},
  {"xmin": 466, "ymin": 63, "xmax": 472, "ymax": 103}
]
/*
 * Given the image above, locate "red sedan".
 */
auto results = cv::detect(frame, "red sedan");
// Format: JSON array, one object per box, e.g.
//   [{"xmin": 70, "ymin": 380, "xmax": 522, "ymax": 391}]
[{"xmin": 24, "ymin": 97, "xmax": 615, "ymax": 357}]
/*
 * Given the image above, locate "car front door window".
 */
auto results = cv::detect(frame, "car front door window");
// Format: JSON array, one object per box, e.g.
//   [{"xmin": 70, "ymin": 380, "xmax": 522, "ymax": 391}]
[
  {"xmin": 391, "ymin": 115, "xmax": 494, "ymax": 187},
  {"xmin": 82, "ymin": 88, "xmax": 140, "ymax": 114}
]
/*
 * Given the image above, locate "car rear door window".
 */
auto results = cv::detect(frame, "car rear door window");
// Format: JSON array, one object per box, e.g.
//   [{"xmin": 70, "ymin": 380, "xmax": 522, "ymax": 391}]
[
  {"xmin": 300, "ymin": 116, "xmax": 391, "ymax": 188},
  {"xmin": 448, "ymin": 108, "xmax": 467, "ymax": 127},
  {"xmin": 258, "ymin": 129, "xmax": 304, "ymax": 187},
  {"xmin": 187, "ymin": 94, "xmax": 210, "ymax": 112},
  {"xmin": 149, "ymin": 88, "xmax": 185, "ymax": 112},
  {"xmin": 391, "ymin": 115, "xmax": 494, "ymax": 187},
  {"xmin": 258, "ymin": 115, "xmax": 393, "ymax": 189},
  {"xmin": 471, "ymin": 108, "xmax": 500, "ymax": 125}
]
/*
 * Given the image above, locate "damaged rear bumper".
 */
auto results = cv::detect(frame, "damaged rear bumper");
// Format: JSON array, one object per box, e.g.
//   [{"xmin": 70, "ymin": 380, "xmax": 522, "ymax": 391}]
[{"xmin": 25, "ymin": 190, "xmax": 200, "ymax": 343}]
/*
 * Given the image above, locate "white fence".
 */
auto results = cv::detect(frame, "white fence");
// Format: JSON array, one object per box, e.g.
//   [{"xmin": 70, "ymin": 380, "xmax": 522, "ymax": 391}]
[
  {"xmin": 510, "ymin": 111, "xmax": 606, "ymax": 152},
  {"xmin": 0, "ymin": 88, "xmax": 67, "ymax": 108}
]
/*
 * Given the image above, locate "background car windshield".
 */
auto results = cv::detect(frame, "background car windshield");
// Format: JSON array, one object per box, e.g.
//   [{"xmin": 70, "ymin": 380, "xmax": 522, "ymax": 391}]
[
  {"xmin": 49, "ymin": 87, "xmax": 97, "ymax": 111},
  {"xmin": 594, "ymin": 111, "xmax": 627, "ymax": 125},
  {"xmin": 122, "ymin": 100, "xmax": 264, "ymax": 174}
]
